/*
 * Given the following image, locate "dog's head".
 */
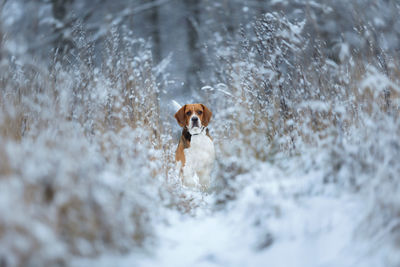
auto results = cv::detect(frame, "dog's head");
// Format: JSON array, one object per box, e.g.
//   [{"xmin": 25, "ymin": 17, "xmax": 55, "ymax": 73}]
[{"xmin": 174, "ymin": 103, "xmax": 212, "ymax": 135}]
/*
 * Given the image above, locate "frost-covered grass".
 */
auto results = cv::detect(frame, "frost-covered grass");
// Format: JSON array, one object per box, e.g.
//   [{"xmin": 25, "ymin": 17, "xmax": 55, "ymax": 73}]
[
  {"xmin": 0, "ymin": 29, "xmax": 178, "ymax": 265},
  {"xmin": 1, "ymin": 5, "xmax": 400, "ymax": 267},
  {"xmin": 201, "ymin": 11, "xmax": 400, "ymax": 266}
]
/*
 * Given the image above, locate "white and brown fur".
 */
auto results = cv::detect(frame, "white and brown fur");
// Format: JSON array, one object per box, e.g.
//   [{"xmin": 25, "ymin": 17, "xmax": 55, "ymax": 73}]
[{"xmin": 174, "ymin": 104, "xmax": 215, "ymax": 189}]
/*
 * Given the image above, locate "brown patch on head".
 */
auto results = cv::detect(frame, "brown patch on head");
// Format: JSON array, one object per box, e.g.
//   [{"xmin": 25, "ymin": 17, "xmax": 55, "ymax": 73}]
[
  {"xmin": 174, "ymin": 104, "xmax": 187, "ymax": 127},
  {"xmin": 200, "ymin": 104, "xmax": 212, "ymax": 127},
  {"xmin": 174, "ymin": 103, "xmax": 212, "ymax": 128}
]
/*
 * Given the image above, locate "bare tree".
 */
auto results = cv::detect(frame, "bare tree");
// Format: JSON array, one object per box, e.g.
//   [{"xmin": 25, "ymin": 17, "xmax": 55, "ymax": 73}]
[
  {"xmin": 184, "ymin": 0, "xmax": 203, "ymax": 93},
  {"xmin": 147, "ymin": 0, "xmax": 161, "ymax": 63}
]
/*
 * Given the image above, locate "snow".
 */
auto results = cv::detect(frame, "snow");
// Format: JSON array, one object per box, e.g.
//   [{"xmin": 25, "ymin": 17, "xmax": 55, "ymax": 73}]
[
  {"xmin": 1, "ymin": 1, "xmax": 400, "ymax": 266},
  {"xmin": 71, "ymin": 161, "xmax": 382, "ymax": 267},
  {"xmin": 171, "ymin": 100, "xmax": 182, "ymax": 111}
]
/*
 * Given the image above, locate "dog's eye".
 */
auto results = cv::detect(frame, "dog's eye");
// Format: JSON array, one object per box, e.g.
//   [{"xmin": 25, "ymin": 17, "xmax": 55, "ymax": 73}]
[
  {"xmin": 197, "ymin": 110, "xmax": 203, "ymax": 115},
  {"xmin": 186, "ymin": 111, "xmax": 191, "ymax": 116}
]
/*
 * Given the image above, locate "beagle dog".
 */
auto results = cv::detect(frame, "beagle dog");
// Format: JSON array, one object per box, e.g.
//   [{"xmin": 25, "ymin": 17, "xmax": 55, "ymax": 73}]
[{"xmin": 174, "ymin": 104, "xmax": 215, "ymax": 189}]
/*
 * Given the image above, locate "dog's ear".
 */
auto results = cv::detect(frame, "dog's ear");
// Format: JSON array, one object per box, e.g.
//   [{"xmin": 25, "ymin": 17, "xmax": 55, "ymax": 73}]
[
  {"xmin": 201, "ymin": 104, "xmax": 212, "ymax": 127},
  {"xmin": 174, "ymin": 105, "xmax": 187, "ymax": 127}
]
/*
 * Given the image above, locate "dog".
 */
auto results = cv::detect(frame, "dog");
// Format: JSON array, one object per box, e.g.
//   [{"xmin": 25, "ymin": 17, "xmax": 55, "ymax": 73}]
[{"xmin": 174, "ymin": 103, "xmax": 215, "ymax": 189}]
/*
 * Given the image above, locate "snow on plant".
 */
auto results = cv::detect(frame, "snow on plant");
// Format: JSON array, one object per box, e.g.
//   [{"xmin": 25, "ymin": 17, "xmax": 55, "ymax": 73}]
[
  {"xmin": 201, "ymin": 11, "xmax": 400, "ymax": 264},
  {"xmin": 0, "ymin": 27, "xmax": 174, "ymax": 265},
  {"xmin": 203, "ymin": 13, "xmax": 309, "ymax": 198}
]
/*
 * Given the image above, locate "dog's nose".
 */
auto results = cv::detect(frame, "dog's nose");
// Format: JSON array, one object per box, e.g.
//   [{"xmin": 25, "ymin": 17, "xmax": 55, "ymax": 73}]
[{"xmin": 191, "ymin": 117, "xmax": 199, "ymax": 122}]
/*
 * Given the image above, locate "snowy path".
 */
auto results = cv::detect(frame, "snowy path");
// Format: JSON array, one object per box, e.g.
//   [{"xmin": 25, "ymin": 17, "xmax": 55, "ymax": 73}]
[
  {"xmin": 73, "ymin": 163, "xmax": 379, "ymax": 267},
  {"xmin": 137, "ymin": 196, "xmax": 362, "ymax": 267}
]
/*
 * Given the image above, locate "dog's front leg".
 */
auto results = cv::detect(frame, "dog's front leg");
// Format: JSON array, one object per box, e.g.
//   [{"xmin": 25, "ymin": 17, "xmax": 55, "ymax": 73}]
[{"xmin": 182, "ymin": 165, "xmax": 198, "ymax": 187}]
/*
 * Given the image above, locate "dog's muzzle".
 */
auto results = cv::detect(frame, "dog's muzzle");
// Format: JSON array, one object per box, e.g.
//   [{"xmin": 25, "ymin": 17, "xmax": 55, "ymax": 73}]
[{"xmin": 191, "ymin": 116, "xmax": 199, "ymax": 127}]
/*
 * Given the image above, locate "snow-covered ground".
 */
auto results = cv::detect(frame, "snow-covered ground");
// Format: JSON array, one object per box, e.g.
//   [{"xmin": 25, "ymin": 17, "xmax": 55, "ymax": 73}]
[{"xmin": 72, "ymin": 161, "xmax": 394, "ymax": 267}]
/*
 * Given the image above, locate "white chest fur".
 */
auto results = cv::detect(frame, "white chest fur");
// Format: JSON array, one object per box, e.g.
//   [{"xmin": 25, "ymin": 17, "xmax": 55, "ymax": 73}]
[{"xmin": 182, "ymin": 132, "xmax": 215, "ymax": 188}]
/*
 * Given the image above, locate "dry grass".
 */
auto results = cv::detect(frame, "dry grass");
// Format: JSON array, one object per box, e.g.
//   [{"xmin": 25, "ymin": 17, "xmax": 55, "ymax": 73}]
[
  {"xmin": 203, "ymin": 13, "xmax": 400, "ymax": 219},
  {"xmin": 0, "ymin": 27, "xmax": 177, "ymax": 265}
]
